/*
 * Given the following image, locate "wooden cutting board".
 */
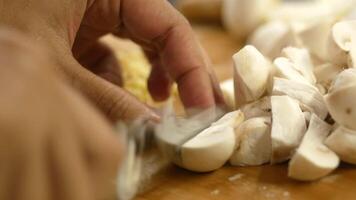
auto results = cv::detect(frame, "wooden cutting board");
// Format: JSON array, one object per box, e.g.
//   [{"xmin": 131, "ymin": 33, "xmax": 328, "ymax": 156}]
[{"xmin": 134, "ymin": 25, "xmax": 356, "ymax": 200}]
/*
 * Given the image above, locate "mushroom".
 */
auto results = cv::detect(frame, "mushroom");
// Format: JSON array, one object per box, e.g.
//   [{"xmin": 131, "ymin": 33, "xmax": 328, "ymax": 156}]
[
  {"xmin": 271, "ymin": 95, "xmax": 306, "ymax": 163},
  {"xmin": 313, "ymin": 63, "xmax": 343, "ymax": 89},
  {"xmin": 220, "ymin": 79, "xmax": 235, "ymax": 110},
  {"xmin": 181, "ymin": 125, "xmax": 236, "ymax": 172},
  {"xmin": 230, "ymin": 117, "xmax": 272, "ymax": 166},
  {"xmin": 325, "ymin": 69, "xmax": 356, "ymax": 130},
  {"xmin": 222, "ymin": 0, "xmax": 280, "ymax": 40},
  {"xmin": 248, "ymin": 20, "xmax": 298, "ymax": 59},
  {"xmin": 240, "ymin": 96, "xmax": 271, "ymax": 120},
  {"xmin": 297, "ymin": 17, "xmax": 335, "ymax": 61},
  {"xmin": 155, "ymin": 109, "xmax": 244, "ymax": 172},
  {"xmin": 211, "ymin": 110, "xmax": 245, "ymax": 128},
  {"xmin": 325, "ymin": 126, "xmax": 356, "ymax": 164},
  {"xmin": 281, "ymin": 47, "xmax": 316, "ymax": 84},
  {"xmin": 272, "ymin": 77, "xmax": 328, "ymax": 120},
  {"xmin": 288, "ymin": 114, "xmax": 339, "ymax": 181},
  {"xmin": 233, "ymin": 45, "xmax": 272, "ymax": 107},
  {"xmin": 324, "ymin": 20, "xmax": 356, "ymax": 65},
  {"xmin": 273, "ymin": 57, "xmax": 310, "ymax": 84}
]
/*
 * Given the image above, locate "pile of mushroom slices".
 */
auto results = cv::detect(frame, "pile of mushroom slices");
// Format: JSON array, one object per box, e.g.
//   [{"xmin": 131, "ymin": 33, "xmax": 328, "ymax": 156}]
[{"xmin": 220, "ymin": 17, "xmax": 356, "ymax": 181}]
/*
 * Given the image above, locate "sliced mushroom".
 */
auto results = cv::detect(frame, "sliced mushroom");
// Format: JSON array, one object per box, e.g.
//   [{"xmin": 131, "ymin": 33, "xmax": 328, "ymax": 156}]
[
  {"xmin": 288, "ymin": 114, "xmax": 339, "ymax": 181},
  {"xmin": 271, "ymin": 95, "xmax": 306, "ymax": 163},
  {"xmin": 273, "ymin": 57, "xmax": 310, "ymax": 84},
  {"xmin": 212, "ymin": 110, "xmax": 245, "ymax": 129},
  {"xmin": 156, "ymin": 109, "xmax": 244, "ymax": 172},
  {"xmin": 181, "ymin": 125, "xmax": 235, "ymax": 172},
  {"xmin": 297, "ymin": 17, "xmax": 335, "ymax": 61},
  {"xmin": 230, "ymin": 117, "xmax": 271, "ymax": 166},
  {"xmin": 233, "ymin": 45, "xmax": 272, "ymax": 107},
  {"xmin": 248, "ymin": 20, "xmax": 298, "ymax": 59},
  {"xmin": 240, "ymin": 96, "xmax": 271, "ymax": 120},
  {"xmin": 281, "ymin": 47, "xmax": 316, "ymax": 84},
  {"xmin": 314, "ymin": 63, "xmax": 343, "ymax": 89},
  {"xmin": 220, "ymin": 79, "xmax": 235, "ymax": 110},
  {"xmin": 324, "ymin": 20, "xmax": 356, "ymax": 65},
  {"xmin": 222, "ymin": 0, "xmax": 280, "ymax": 40},
  {"xmin": 325, "ymin": 69, "xmax": 356, "ymax": 130},
  {"xmin": 325, "ymin": 126, "xmax": 356, "ymax": 164},
  {"xmin": 272, "ymin": 77, "xmax": 328, "ymax": 120}
]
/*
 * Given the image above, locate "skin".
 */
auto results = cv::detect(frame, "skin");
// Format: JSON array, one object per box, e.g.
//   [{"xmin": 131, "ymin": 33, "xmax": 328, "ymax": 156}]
[
  {"xmin": 0, "ymin": 0, "xmax": 224, "ymax": 122},
  {"xmin": 0, "ymin": 0, "xmax": 225, "ymax": 199},
  {"xmin": 0, "ymin": 30, "xmax": 122, "ymax": 200}
]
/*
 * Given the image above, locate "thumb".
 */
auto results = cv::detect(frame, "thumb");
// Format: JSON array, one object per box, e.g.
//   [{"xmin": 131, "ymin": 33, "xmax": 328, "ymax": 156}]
[{"xmin": 56, "ymin": 54, "xmax": 160, "ymax": 123}]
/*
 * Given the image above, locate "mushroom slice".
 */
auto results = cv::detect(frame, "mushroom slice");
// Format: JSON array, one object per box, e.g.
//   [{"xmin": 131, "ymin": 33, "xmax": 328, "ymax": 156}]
[
  {"xmin": 281, "ymin": 47, "xmax": 316, "ymax": 84},
  {"xmin": 181, "ymin": 125, "xmax": 235, "ymax": 172},
  {"xmin": 240, "ymin": 96, "xmax": 271, "ymax": 120},
  {"xmin": 271, "ymin": 95, "xmax": 306, "ymax": 163},
  {"xmin": 222, "ymin": 0, "xmax": 280, "ymax": 40},
  {"xmin": 325, "ymin": 69, "xmax": 356, "ymax": 130},
  {"xmin": 220, "ymin": 79, "xmax": 235, "ymax": 110},
  {"xmin": 330, "ymin": 20, "xmax": 356, "ymax": 51},
  {"xmin": 314, "ymin": 63, "xmax": 343, "ymax": 89},
  {"xmin": 230, "ymin": 117, "xmax": 272, "ymax": 166},
  {"xmin": 272, "ymin": 77, "xmax": 328, "ymax": 120},
  {"xmin": 233, "ymin": 45, "xmax": 272, "ymax": 107},
  {"xmin": 273, "ymin": 57, "xmax": 310, "ymax": 83},
  {"xmin": 288, "ymin": 114, "xmax": 339, "ymax": 181},
  {"xmin": 325, "ymin": 126, "xmax": 356, "ymax": 164},
  {"xmin": 211, "ymin": 110, "xmax": 245, "ymax": 129},
  {"xmin": 248, "ymin": 21, "xmax": 298, "ymax": 59},
  {"xmin": 297, "ymin": 17, "xmax": 335, "ymax": 61}
]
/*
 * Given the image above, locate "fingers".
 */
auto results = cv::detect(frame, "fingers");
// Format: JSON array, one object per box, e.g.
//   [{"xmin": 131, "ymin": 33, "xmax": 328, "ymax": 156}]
[
  {"xmin": 146, "ymin": 51, "xmax": 173, "ymax": 102},
  {"xmin": 76, "ymin": 41, "xmax": 123, "ymax": 87},
  {"xmin": 121, "ymin": 0, "xmax": 223, "ymax": 108},
  {"xmin": 58, "ymin": 54, "xmax": 160, "ymax": 122}
]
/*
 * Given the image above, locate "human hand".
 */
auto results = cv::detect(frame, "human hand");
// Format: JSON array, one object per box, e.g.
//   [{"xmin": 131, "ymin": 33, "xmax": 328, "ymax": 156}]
[
  {"xmin": 0, "ymin": 30, "xmax": 122, "ymax": 200},
  {"xmin": 0, "ymin": 0, "xmax": 225, "ymax": 121}
]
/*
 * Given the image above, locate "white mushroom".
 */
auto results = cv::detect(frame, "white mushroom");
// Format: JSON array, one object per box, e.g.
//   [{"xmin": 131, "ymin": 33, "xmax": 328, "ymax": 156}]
[
  {"xmin": 271, "ymin": 95, "xmax": 306, "ymax": 163},
  {"xmin": 211, "ymin": 110, "xmax": 245, "ymax": 129},
  {"xmin": 297, "ymin": 17, "xmax": 335, "ymax": 61},
  {"xmin": 248, "ymin": 20, "xmax": 298, "ymax": 59},
  {"xmin": 240, "ymin": 96, "xmax": 271, "ymax": 120},
  {"xmin": 325, "ymin": 69, "xmax": 356, "ymax": 130},
  {"xmin": 220, "ymin": 79, "xmax": 235, "ymax": 110},
  {"xmin": 233, "ymin": 45, "xmax": 272, "ymax": 107},
  {"xmin": 273, "ymin": 57, "xmax": 310, "ymax": 84},
  {"xmin": 325, "ymin": 126, "xmax": 356, "ymax": 164},
  {"xmin": 313, "ymin": 63, "xmax": 343, "ymax": 89},
  {"xmin": 230, "ymin": 117, "xmax": 271, "ymax": 166},
  {"xmin": 222, "ymin": 0, "xmax": 280, "ymax": 40},
  {"xmin": 288, "ymin": 114, "xmax": 339, "ymax": 181},
  {"xmin": 272, "ymin": 77, "xmax": 328, "ymax": 120},
  {"xmin": 156, "ymin": 109, "xmax": 244, "ymax": 172},
  {"xmin": 181, "ymin": 125, "xmax": 236, "ymax": 172},
  {"xmin": 324, "ymin": 20, "xmax": 356, "ymax": 65},
  {"xmin": 281, "ymin": 47, "xmax": 316, "ymax": 84}
]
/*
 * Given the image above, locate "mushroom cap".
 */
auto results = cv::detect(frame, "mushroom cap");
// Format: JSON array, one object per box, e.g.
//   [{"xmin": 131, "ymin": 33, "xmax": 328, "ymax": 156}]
[
  {"xmin": 222, "ymin": 0, "xmax": 280, "ymax": 40},
  {"xmin": 233, "ymin": 45, "xmax": 272, "ymax": 107},
  {"xmin": 181, "ymin": 125, "xmax": 235, "ymax": 172},
  {"xmin": 288, "ymin": 114, "xmax": 339, "ymax": 181},
  {"xmin": 325, "ymin": 126, "xmax": 356, "ymax": 164}
]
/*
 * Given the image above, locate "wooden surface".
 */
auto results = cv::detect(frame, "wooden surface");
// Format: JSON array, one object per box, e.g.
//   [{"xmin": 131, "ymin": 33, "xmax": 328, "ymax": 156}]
[{"xmin": 134, "ymin": 25, "xmax": 356, "ymax": 200}]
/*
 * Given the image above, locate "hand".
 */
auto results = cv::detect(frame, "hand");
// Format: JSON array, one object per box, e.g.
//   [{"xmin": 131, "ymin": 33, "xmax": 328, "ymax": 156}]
[
  {"xmin": 0, "ymin": 0, "xmax": 225, "ymax": 121},
  {"xmin": 0, "ymin": 30, "xmax": 122, "ymax": 200}
]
